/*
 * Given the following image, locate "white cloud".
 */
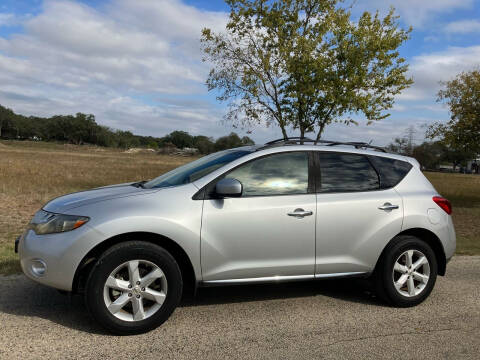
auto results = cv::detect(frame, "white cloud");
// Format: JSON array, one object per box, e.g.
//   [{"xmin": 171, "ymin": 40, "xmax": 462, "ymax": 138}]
[
  {"xmin": 0, "ymin": 13, "xmax": 16, "ymax": 26},
  {"xmin": 3, "ymin": 0, "xmax": 224, "ymax": 94},
  {"xmin": 413, "ymin": 104, "xmax": 447, "ymax": 113},
  {"xmin": 362, "ymin": 0, "xmax": 473, "ymax": 28},
  {"xmin": 321, "ymin": 118, "xmax": 431, "ymax": 147},
  {"xmin": 0, "ymin": 12, "xmax": 33, "ymax": 27},
  {"xmin": 399, "ymin": 45, "xmax": 480, "ymax": 101},
  {"xmin": 392, "ymin": 104, "xmax": 407, "ymax": 112},
  {"xmin": 0, "ymin": 0, "xmax": 230, "ymax": 138},
  {"xmin": 444, "ymin": 19, "xmax": 480, "ymax": 34}
]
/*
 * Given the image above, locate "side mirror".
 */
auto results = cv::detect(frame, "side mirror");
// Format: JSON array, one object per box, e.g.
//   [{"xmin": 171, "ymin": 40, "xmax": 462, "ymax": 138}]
[{"xmin": 215, "ymin": 178, "xmax": 243, "ymax": 198}]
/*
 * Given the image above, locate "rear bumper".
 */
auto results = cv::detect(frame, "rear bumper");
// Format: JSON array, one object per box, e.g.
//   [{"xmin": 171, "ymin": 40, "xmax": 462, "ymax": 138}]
[{"xmin": 445, "ymin": 215, "xmax": 456, "ymax": 261}]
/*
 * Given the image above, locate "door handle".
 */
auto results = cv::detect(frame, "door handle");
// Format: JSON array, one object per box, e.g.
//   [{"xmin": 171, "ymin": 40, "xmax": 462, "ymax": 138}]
[
  {"xmin": 287, "ymin": 208, "xmax": 313, "ymax": 218},
  {"xmin": 378, "ymin": 203, "xmax": 399, "ymax": 211}
]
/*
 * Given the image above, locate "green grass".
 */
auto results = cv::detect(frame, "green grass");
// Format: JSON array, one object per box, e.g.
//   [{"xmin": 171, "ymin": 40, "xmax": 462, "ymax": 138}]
[
  {"xmin": 0, "ymin": 243, "xmax": 21, "ymax": 275},
  {"xmin": 456, "ymin": 236, "xmax": 480, "ymax": 255}
]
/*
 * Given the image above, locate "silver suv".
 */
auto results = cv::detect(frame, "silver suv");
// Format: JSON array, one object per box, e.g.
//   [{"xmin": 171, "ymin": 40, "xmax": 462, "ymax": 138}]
[{"xmin": 17, "ymin": 138, "xmax": 456, "ymax": 334}]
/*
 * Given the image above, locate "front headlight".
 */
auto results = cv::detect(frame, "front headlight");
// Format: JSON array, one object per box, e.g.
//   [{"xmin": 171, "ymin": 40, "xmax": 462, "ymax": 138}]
[{"xmin": 30, "ymin": 210, "xmax": 89, "ymax": 235}]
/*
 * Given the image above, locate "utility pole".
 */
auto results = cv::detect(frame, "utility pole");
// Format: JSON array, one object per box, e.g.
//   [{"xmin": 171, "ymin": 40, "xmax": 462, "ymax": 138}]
[{"xmin": 405, "ymin": 125, "xmax": 416, "ymax": 155}]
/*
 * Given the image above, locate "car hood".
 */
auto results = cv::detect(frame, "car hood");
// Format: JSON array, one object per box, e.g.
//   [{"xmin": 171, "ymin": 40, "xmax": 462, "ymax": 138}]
[{"xmin": 43, "ymin": 182, "xmax": 160, "ymax": 213}]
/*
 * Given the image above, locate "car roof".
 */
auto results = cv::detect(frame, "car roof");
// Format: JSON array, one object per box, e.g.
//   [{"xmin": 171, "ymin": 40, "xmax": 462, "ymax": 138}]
[{"xmin": 242, "ymin": 142, "xmax": 418, "ymax": 166}]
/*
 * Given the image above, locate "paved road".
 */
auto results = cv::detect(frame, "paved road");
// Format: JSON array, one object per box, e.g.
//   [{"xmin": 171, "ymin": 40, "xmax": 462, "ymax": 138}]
[{"xmin": 0, "ymin": 256, "xmax": 479, "ymax": 359}]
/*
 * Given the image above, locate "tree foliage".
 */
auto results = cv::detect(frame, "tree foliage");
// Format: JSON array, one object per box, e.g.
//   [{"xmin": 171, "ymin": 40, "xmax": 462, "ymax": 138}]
[
  {"xmin": 387, "ymin": 133, "xmax": 473, "ymax": 170},
  {"xmin": 0, "ymin": 104, "xmax": 254, "ymax": 153},
  {"xmin": 427, "ymin": 70, "xmax": 480, "ymax": 156},
  {"xmin": 386, "ymin": 125, "xmax": 416, "ymax": 156},
  {"xmin": 386, "ymin": 136, "xmax": 411, "ymax": 156},
  {"xmin": 201, "ymin": 0, "xmax": 412, "ymax": 140},
  {"xmin": 214, "ymin": 132, "xmax": 255, "ymax": 151}
]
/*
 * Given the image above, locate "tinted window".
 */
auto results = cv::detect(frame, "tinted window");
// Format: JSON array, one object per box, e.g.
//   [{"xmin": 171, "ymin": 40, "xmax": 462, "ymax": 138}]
[
  {"xmin": 368, "ymin": 156, "xmax": 413, "ymax": 188},
  {"xmin": 225, "ymin": 152, "xmax": 309, "ymax": 196},
  {"xmin": 319, "ymin": 153, "xmax": 379, "ymax": 192}
]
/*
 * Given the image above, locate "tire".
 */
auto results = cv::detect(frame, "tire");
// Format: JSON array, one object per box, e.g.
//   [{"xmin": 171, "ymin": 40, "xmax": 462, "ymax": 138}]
[
  {"xmin": 85, "ymin": 241, "xmax": 182, "ymax": 335},
  {"xmin": 374, "ymin": 235, "xmax": 438, "ymax": 307}
]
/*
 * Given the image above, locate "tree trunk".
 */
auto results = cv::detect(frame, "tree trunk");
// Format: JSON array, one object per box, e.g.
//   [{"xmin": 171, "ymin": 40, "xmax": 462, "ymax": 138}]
[
  {"xmin": 280, "ymin": 125, "xmax": 288, "ymax": 140},
  {"xmin": 315, "ymin": 123, "xmax": 325, "ymax": 143}
]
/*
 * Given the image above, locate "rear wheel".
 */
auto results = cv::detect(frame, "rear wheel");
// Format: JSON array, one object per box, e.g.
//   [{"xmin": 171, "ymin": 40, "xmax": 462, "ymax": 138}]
[
  {"xmin": 374, "ymin": 235, "xmax": 437, "ymax": 307},
  {"xmin": 85, "ymin": 241, "xmax": 182, "ymax": 335}
]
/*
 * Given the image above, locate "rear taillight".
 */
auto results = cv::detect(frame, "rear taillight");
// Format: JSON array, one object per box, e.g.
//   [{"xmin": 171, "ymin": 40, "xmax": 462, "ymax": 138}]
[{"xmin": 433, "ymin": 196, "xmax": 452, "ymax": 215}]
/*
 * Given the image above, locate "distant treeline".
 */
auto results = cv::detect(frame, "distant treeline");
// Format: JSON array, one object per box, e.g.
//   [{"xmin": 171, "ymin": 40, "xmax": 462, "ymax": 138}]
[{"xmin": 0, "ymin": 105, "xmax": 254, "ymax": 154}]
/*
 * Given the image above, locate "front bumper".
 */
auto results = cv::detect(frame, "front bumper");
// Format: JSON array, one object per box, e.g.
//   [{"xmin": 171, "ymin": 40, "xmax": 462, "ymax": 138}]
[{"xmin": 18, "ymin": 225, "xmax": 103, "ymax": 291}]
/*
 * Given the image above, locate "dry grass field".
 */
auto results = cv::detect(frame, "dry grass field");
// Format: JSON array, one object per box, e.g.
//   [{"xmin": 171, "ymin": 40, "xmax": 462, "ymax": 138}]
[
  {"xmin": 0, "ymin": 140, "xmax": 194, "ymax": 274},
  {"xmin": 1, "ymin": 140, "xmax": 479, "ymax": 275}
]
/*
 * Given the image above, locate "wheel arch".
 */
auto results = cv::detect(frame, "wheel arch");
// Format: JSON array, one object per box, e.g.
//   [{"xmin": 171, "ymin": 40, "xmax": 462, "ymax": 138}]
[
  {"xmin": 376, "ymin": 228, "xmax": 447, "ymax": 276},
  {"xmin": 72, "ymin": 232, "xmax": 198, "ymax": 297}
]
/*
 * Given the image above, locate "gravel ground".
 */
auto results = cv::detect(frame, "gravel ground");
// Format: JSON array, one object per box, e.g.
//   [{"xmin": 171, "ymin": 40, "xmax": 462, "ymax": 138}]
[{"xmin": 0, "ymin": 256, "xmax": 479, "ymax": 359}]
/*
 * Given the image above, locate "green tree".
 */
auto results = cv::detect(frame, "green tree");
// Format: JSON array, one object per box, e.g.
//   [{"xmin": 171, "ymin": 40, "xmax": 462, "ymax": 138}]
[
  {"xmin": 214, "ymin": 132, "xmax": 254, "ymax": 150},
  {"xmin": 95, "ymin": 125, "xmax": 119, "ymax": 147},
  {"xmin": 0, "ymin": 105, "xmax": 16, "ymax": 138},
  {"xmin": 386, "ymin": 125, "xmax": 417, "ymax": 156},
  {"xmin": 0, "ymin": 103, "xmax": 257, "ymax": 152},
  {"xmin": 427, "ymin": 70, "xmax": 480, "ymax": 156},
  {"xmin": 11, "ymin": 114, "xmax": 35, "ymax": 139},
  {"xmin": 163, "ymin": 131, "xmax": 194, "ymax": 149},
  {"xmin": 146, "ymin": 139, "xmax": 159, "ymax": 149},
  {"xmin": 240, "ymin": 135, "xmax": 254, "ymax": 146},
  {"xmin": 201, "ymin": 0, "xmax": 412, "ymax": 140},
  {"xmin": 193, "ymin": 135, "xmax": 215, "ymax": 154},
  {"xmin": 411, "ymin": 141, "xmax": 448, "ymax": 170},
  {"xmin": 409, "ymin": 141, "xmax": 472, "ymax": 171},
  {"xmin": 68, "ymin": 113, "xmax": 97, "ymax": 145},
  {"xmin": 386, "ymin": 137, "xmax": 410, "ymax": 155},
  {"xmin": 116, "ymin": 130, "xmax": 140, "ymax": 149},
  {"xmin": 441, "ymin": 146, "xmax": 473, "ymax": 171}
]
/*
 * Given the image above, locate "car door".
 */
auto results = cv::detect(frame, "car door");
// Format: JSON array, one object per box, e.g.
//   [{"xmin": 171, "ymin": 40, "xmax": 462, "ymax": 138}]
[
  {"xmin": 314, "ymin": 152, "xmax": 404, "ymax": 276},
  {"xmin": 201, "ymin": 151, "xmax": 317, "ymax": 282}
]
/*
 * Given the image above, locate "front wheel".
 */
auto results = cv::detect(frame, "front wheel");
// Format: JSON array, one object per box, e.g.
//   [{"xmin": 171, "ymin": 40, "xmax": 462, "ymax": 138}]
[
  {"xmin": 374, "ymin": 235, "xmax": 438, "ymax": 307},
  {"xmin": 85, "ymin": 241, "xmax": 182, "ymax": 335}
]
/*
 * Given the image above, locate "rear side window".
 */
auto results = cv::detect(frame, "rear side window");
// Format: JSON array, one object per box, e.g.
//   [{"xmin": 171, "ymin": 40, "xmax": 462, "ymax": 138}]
[
  {"xmin": 318, "ymin": 153, "xmax": 379, "ymax": 192},
  {"xmin": 368, "ymin": 156, "xmax": 413, "ymax": 189}
]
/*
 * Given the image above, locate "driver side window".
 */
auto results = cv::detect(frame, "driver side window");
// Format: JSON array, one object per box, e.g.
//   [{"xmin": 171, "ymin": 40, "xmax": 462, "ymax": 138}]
[{"xmin": 225, "ymin": 152, "xmax": 310, "ymax": 197}]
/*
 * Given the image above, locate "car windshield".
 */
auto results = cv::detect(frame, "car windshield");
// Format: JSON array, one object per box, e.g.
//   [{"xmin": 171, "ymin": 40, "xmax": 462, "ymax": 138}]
[{"xmin": 143, "ymin": 149, "xmax": 253, "ymax": 189}]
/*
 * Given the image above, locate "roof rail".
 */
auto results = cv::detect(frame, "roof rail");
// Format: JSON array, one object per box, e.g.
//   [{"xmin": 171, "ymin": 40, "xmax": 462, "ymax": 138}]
[
  {"xmin": 265, "ymin": 137, "xmax": 314, "ymax": 145},
  {"xmin": 262, "ymin": 137, "xmax": 387, "ymax": 153}
]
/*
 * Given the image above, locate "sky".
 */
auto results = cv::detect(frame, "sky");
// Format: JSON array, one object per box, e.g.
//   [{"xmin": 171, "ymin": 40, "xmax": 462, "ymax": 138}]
[{"xmin": 0, "ymin": 0, "xmax": 479, "ymax": 146}]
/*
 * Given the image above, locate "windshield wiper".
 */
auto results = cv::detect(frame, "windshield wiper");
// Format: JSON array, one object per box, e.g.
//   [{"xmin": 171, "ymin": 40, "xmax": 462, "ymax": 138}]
[{"xmin": 131, "ymin": 180, "xmax": 147, "ymax": 188}]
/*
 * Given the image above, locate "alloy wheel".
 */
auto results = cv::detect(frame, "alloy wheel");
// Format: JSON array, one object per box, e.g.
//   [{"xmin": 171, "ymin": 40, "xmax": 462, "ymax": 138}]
[
  {"xmin": 103, "ymin": 260, "xmax": 168, "ymax": 322},
  {"xmin": 392, "ymin": 250, "xmax": 430, "ymax": 297}
]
